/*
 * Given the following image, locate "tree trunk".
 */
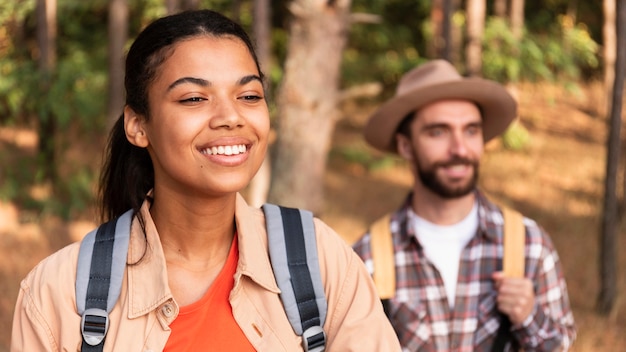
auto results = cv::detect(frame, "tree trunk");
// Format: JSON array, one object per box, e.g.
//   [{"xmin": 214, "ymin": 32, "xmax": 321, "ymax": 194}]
[
  {"xmin": 181, "ymin": 0, "xmax": 199, "ymax": 11},
  {"xmin": 429, "ymin": 0, "xmax": 444, "ymax": 58},
  {"xmin": 231, "ymin": 0, "xmax": 242, "ymax": 23},
  {"xmin": 247, "ymin": 0, "xmax": 272, "ymax": 207},
  {"xmin": 165, "ymin": 0, "xmax": 196, "ymax": 13},
  {"xmin": 36, "ymin": 0, "xmax": 57, "ymax": 182},
  {"xmin": 604, "ymin": 0, "xmax": 617, "ymax": 116},
  {"xmin": 107, "ymin": 0, "xmax": 128, "ymax": 131},
  {"xmin": 567, "ymin": 0, "xmax": 578, "ymax": 23},
  {"xmin": 510, "ymin": 0, "xmax": 524, "ymax": 39},
  {"xmin": 493, "ymin": 0, "xmax": 507, "ymax": 17},
  {"xmin": 429, "ymin": 0, "xmax": 455, "ymax": 61},
  {"xmin": 598, "ymin": 0, "xmax": 625, "ymax": 316},
  {"xmin": 441, "ymin": 0, "xmax": 453, "ymax": 61},
  {"xmin": 165, "ymin": 0, "xmax": 179, "ymax": 14},
  {"xmin": 268, "ymin": 0, "xmax": 352, "ymax": 214},
  {"xmin": 465, "ymin": 0, "xmax": 485, "ymax": 76}
]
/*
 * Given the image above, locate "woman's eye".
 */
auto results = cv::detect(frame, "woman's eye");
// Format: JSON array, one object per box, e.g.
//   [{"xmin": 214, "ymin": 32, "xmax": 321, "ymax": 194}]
[
  {"xmin": 240, "ymin": 95, "xmax": 263, "ymax": 102},
  {"xmin": 179, "ymin": 97, "xmax": 206, "ymax": 104}
]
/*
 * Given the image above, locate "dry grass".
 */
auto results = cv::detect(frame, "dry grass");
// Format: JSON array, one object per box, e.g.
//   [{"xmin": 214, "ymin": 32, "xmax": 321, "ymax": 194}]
[{"xmin": 0, "ymin": 82, "xmax": 624, "ymax": 351}]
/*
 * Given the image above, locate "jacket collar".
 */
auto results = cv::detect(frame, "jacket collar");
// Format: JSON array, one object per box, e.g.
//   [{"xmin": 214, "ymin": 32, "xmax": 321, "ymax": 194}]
[
  {"xmin": 232, "ymin": 193, "xmax": 281, "ymax": 293},
  {"xmin": 125, "ymin": 193, "xmax": 279, "ymax": 319}
]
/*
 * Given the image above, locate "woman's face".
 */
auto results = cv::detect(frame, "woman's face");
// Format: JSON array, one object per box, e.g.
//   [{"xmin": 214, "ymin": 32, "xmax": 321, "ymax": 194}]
[{"xmin": 126, "ymin": 35, "xmax": 269, "ymax": 198}]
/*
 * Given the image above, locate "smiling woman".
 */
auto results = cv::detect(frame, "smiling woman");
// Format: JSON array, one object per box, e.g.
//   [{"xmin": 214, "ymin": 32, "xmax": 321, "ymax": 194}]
[{"xmin": 10, "ymin": 9, "xmax": 400, "ymax": 352}]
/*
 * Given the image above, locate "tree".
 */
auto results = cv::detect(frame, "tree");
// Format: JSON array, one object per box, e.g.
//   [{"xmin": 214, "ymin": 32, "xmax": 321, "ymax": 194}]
[
  {"xmin": 165, "ymin": 0, "xmax": 199, "ymax": 14},
  {"xmin": 494, "ymin": 0, "xmax": 507, "ymax": 17},
  {"xmin": 429, "ymin": 0, "xmax": 454, "ymax": 61},
  {"xmin": 465, "ymin": 0, "xmax": 485, "ymax": 76},
  {"xmin": 268, "ymin": 0, "xmax": 352, "ymax": 214},
  {"xmin": 247, "ymin": 0, "xmax": 273, "ymax": 207},
  {"xmin": 598, "ymin": 0, "xmax": 625, "ymax": 316},
  {"xmin": 604, "ymin": 0, "xmax": 616, "ymax": 115},
  {"xmin": 107, "ymin": 0, "xmax": 128, "ymax": 130},
  {"xmin": 510, "ymin": 0, "xmax": 524, "ymax": 39},
  {"xmin": 600, "ymin": 0, "xmax": 625, "ymax": 316},
  {"xmin": 36, "ymin": 0, "xmax": 57, "ymax": 182}
]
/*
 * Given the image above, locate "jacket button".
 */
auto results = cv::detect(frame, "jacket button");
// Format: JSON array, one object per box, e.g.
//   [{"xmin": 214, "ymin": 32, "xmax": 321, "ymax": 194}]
[{"xmin": 161, "ymin": 303, "xmax": 175, "ymax": 318}]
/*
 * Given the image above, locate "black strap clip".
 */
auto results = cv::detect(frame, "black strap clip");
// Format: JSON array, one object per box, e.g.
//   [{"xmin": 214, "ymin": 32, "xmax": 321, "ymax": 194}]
[{"xmin": 81, "ymin": 308, "xmax": 110, "ymax": 346}]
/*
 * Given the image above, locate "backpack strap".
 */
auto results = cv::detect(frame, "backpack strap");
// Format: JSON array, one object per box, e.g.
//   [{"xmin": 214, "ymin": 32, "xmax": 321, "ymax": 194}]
[
  {"xmin": 76, "ymin": 209, "xmax": 133, "ymax": 351},
  {"xmin": 369, "ymin": 206, "xmax": 526, "ymax": 311},
  {"xmin": 76, "ymin": 206, "xmax": 327, "ymax": 351},
  {"xmin": 263, "ymin": 203, "xmax": 327, "ymax": 352},
  {"xmin": 369, "ymin": 213, "xmax": 395, "ymax": 300},
  {"xmin": 492, "ymin": 205, "xmax": 525, "ymax": 352},
  {"xmin": 501, "ymin": 206, "xmax": 525, "ymax": 278}
]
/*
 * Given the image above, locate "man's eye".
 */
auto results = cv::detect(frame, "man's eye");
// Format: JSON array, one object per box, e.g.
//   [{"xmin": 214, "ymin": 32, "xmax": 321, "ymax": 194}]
[
  {"xmin": 429, "ymin": 128, "xmax": 444, "ymax": 137},
  {"xmin": 466, "ymin": 126, "xmax": 481, "ymax": 135}
]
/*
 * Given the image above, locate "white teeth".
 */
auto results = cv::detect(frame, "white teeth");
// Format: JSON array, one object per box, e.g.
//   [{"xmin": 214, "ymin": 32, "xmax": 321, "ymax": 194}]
[{"xmin": 202, "ymin": 144, "xmax": 247, "ymax": 155}]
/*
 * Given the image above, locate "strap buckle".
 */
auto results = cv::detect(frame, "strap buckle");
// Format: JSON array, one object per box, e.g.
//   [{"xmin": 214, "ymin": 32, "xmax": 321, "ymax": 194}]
[
  {"xmin": 302, "ymin": 325, "xmax": 326, "ymax": 352},
  {"xmin": 81, "ymin": 308, "xmax": 109, "ymax": 346}
]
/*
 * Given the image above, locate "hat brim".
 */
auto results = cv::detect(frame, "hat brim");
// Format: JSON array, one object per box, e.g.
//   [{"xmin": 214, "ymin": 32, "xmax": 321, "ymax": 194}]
[{"xmin": 364, "ymin": 78, "xmax": 517, "ymax": 153}]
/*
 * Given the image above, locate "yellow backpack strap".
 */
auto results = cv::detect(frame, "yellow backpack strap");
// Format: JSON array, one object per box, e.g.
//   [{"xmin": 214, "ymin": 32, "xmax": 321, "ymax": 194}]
[
  {"xmin": 501, "ymin": 206, "xmax": 526, "ymax": 278},
  {"xmin": 370, "ymin": 213, "xmax": 396, "ymax": 300}
]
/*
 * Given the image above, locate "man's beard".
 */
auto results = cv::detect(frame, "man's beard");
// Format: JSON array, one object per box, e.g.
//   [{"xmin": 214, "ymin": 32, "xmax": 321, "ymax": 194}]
[{"xmin": 417, "ymin": 156, "xmax": 479, "ymax": 199}]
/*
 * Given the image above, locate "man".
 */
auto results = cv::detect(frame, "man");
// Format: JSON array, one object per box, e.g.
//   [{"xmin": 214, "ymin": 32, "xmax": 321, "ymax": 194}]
[{"xmin": 352, "ymin": 60, "xmax": 576, "ymax": 351}]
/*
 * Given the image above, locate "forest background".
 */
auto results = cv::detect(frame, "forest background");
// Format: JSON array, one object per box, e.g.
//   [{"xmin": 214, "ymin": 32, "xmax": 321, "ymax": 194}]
[{"xmin": 0, "ymin": 0, "xmax": 625, "ymax": 351}]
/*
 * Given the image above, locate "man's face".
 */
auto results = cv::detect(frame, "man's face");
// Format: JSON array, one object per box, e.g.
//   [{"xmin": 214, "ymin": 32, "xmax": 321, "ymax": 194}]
[{"xmin": 396, "ymin": 99, "xmax": 484, "ymax": 199}]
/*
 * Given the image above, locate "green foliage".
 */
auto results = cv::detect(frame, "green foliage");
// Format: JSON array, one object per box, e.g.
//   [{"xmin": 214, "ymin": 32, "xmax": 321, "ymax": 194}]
[
  {"xmin": 0, "ymin": 145, "xmax": 96, "ymax": 219},
  {"xmin": 501, "ymin": 121, "xmax": 531, "ymax": 151},
  {"xmin": 482, "ymin": 16, "xmax": 599, "ymax": 84},
  {"xmin": 0, "ymin": 0, "xmax": 608, "ymax": 221},
  {"xmin": 334, "ymin": 145, "xmax": 399, "ymax": 171},
  {"xmin": 0, "ymin": 0, "xmax": 35, "ymax": 26},
  {"xmin": 343, "ymin": 0, "xmax": 431, "ymax": 95},
  {"xmin": 0, "ymin": 0, "xmax": 110, "ymax": 126}
]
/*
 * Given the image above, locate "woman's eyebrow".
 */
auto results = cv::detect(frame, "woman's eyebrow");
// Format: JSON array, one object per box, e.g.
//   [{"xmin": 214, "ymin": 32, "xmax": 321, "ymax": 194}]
[
  {"xmin": 167, "ymin": 75, "xmax": 262, "ymax": 91},
  {"xmin": 239, "ymin": 74, "xmax": 263, "ymax": 86},
  {"xmin": 167, "ymin": 76, "xmax": 210, "ymax": 91}
]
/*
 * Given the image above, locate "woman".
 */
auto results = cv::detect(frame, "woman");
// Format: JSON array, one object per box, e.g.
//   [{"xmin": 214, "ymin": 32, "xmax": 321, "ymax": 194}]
[{"xmin": 11, "ymin": 9, "xmax": 399, "ymax": 352}]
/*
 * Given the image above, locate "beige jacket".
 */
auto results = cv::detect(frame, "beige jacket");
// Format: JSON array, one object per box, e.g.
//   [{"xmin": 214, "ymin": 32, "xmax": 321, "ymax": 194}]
[{"xmin": 11, "ymin": 194, "xmax": 400, "ymax": 351}]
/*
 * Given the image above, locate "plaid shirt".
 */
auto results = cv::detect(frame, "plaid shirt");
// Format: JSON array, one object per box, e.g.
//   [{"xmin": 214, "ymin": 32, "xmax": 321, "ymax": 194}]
[{"xmin": 352, "ymin": 190, "xmax": 576, "ymax": 352}]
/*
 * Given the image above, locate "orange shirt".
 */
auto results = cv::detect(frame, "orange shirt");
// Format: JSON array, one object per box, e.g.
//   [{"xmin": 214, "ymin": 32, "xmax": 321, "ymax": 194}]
[{"xmin": 164, "ymin": 234, "xmax": 255, "ymax": 351}]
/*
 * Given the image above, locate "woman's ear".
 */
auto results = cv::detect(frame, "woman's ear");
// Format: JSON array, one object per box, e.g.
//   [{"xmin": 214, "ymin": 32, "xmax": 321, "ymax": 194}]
[
  {"xmin": 124, "ymin": 106, "xmax": 149, "ymax": 148},
  {"xmin": 396, "ymin": 134, "xmax": 414, "ymax": 161}
]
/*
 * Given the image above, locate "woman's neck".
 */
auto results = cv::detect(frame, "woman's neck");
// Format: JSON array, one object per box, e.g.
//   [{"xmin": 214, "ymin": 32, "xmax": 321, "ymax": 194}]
[{"xmin": 149, "ymin": 188, "xmax": 237, "ymax": 262}]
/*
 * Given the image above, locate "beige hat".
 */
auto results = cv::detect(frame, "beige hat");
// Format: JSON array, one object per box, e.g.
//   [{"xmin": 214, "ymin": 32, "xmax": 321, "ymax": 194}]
[{"xmin": 364, "ymin": 59, "xmax": 517, "ymax": 153}]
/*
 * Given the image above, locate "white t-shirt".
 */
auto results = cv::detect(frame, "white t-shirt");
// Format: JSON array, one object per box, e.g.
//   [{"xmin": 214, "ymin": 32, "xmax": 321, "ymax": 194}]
[{"xmin": 412, "ymin": 203, "xmax": 478, "ymax": 308}]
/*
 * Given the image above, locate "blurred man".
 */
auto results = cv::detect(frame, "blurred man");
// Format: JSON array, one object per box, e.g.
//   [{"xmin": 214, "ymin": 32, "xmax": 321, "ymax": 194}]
[{"xmin": 352, "ymin": 60, "xmax": 576, "ymax": 351}]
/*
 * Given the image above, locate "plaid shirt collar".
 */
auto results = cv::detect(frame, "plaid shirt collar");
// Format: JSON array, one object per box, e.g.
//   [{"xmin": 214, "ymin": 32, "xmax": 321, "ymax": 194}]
[{"xmin": 394, "ymin": 189, "xmax": 502, "ymax": 251}]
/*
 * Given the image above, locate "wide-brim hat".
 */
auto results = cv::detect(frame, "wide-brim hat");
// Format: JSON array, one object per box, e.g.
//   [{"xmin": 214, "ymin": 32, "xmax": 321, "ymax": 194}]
[{"xmin": 364, "ymin": 59, "xmax": 518, "ymax": 153}]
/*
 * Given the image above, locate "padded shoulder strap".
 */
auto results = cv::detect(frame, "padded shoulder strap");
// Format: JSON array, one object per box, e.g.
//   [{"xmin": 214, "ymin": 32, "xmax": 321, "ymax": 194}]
[
  {"xmin": 501, "ymin": 206, "xmax": 525, "ymax": 278},
  {"xmin": 263, "ymin": 203, "xmax": 327, "ymax": 352},
  {"xmin": 369, "ymin": 213, "xmax": 395, "ymax": 300},
  {"xmin": 493, "ymin": 207, "xmax": 525, "ymax": 352},
  {"xmin": 369, "ymin": 205, "xmax": 526, "ymax": 303},
  {"xmin": 76, "ymin": 209, "xmax": 133, "ymax": 350}
]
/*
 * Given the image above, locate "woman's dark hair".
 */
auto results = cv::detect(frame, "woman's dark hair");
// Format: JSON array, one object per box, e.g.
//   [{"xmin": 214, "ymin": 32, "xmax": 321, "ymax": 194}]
[{"xmin": 99, "ymin": 9, "xmax": 263, "ymax": 222}]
